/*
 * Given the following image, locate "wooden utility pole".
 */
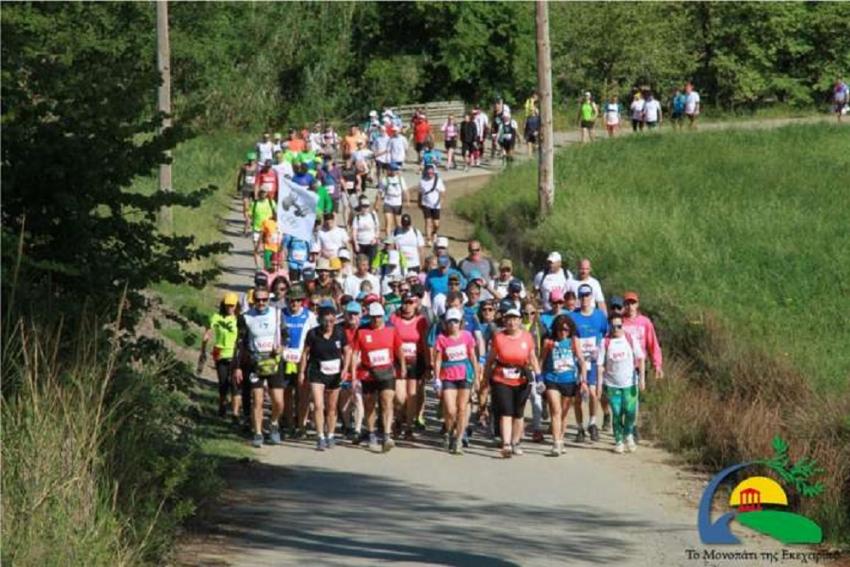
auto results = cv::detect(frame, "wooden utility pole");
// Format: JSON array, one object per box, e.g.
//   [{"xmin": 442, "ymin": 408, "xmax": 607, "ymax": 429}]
[
  {"xmin": 157, "ymin": 0, "xmax": 173, "ymax": 230},
  {"xmin": 535, "ymin": 0, "xmax": 555, "ymax": 216}
]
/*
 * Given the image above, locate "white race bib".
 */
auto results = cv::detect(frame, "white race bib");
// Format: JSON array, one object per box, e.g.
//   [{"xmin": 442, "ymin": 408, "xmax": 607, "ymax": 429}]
[
  {"xmin": 283, "ymin": 348, "xmax": 301, "ymax": 363},
  {"xmin": 245, "ymin": 175, "xmax": 255, "ymax": 185},
  {"xmin": 254, "ymin": 338, "xmax": 274, "ymax": 352},
  {"xmin": 553, "ymin": 350, "xmax": 575, "ymax": 373},
  {"xmin": 368, "ymin": 348, "xmax": 391, "ymax": 367},
  {"xmin": 502, "ymin": 367, "xmax": 521, "ymax": 380},
  {"xmin": 402, "ymin": 342, "xmax": 418, "ymax": 359},
  {"xmin": 445, "ymin": 344, "xmax": 467, "ymax": 362},
  {"xmin": 291, "ymin": 249, "xmax": 307, "ymax": 262},
  {"xmin": 320, "ymin": 359, "xmax": 341, "ymax": 375},
  {"xmin": 579, "ymin": 337, "xmax": 597, "ymax": 360}
]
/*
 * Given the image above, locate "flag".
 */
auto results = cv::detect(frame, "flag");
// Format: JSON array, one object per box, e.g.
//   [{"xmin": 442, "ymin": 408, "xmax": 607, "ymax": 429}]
[{"xmin": 277, "ymin": 177, "xmax": 318, "ymax": 242}]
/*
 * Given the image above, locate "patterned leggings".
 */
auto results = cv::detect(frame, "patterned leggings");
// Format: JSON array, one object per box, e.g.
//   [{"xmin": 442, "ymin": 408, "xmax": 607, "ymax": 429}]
[{"xmin": 605, "ymin": 385, "xmax": 638, "ymax": 443}]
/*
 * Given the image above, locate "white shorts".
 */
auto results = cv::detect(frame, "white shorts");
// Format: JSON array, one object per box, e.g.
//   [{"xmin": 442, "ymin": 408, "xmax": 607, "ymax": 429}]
[{"xmin": 252, "ymin": 231, "xmax": 261, "ymax": 244}]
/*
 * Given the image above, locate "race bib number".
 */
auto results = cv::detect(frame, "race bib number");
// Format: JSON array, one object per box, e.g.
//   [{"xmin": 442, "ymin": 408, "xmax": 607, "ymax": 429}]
[
  {"xmin": 502, "ymin": 367, "xmax": 521, "ymax": 380},
  {"xmin": 368, "ymin": 348, "xmax": 391, "ymax": 367},
  {"xmin": 261, "ymin": 183, "xmax": 273, "ymax": 192},
  {"xmin": 402, "ymin": 342, "xmax": 418, "ymax": 360},
  {"xmin": 553, "ymin": 350, "xmax": 575, "ymax": 373},
  {"xmin": 283, "ymin": 348, "xmax": 301, "ymax": 363},
  {"xmin": 344, "ymin": 180, "xmax": 355, "ymax": 190},
  {"xmin": 445, "ymin": 344, "xmax": 467, "ymax": 362},
  {"xmin": 249, "ymin": 372, "xmax": 260, "ymax": 384},
  {"xmin": 291, "ymin": 249, "xmax": 307, "ymax": 262},
  {"xmin": 320, "ymin": 359, "xmax": 341, "ymax": 375},
  {"xmin": 245, "ymin": 175, "xmax": 255, "ymax": 185},
  {"xmin": 579, "ymin": 337, "xmax": 597, "ymax": 360},
  {"xmin": 503, "ymin": 133, "xmax": 512, "ymax": 140},
  {"xmin": 254, "ymin": 338, "xmax": 274, "ymax": 352}
]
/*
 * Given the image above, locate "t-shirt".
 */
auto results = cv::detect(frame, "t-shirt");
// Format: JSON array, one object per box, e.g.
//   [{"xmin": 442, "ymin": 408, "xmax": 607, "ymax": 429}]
[
  {"xmin": 604, "ymin": 103, "xmax": 621, "ymax": 125},
  {"xmin": 473, "ymin": 113, "xmax": 489, "ymax": 139},
  {"xmin": 643, "ymin": 99, "xmax": 662, "ymax": 123},
  {"xmin": 388, "ymin": 136, "xmax": 407, "ymax": 164},
  {"xmin": 623, "ymin": 314, "xmax": 663, "ymax": 372},
  {"xmin": 567, "ymin": 276, "xmax": 605, "ymax": 306},
  {"xmin": 374, "ymin": 134, "xmax": 390, "ymax": 164},
  {"xmin": 256, "ymin": 141, "xmax": 275, "ymax": 164},
  {"xmin": 242, "ymin": 307, "xmax": 280, "ymax": 358},
  {"xmin": 630, "ymin": 99, "xmax": 645, "ymax": 120},
  {"xmin": 251, "ymin": 199, "xmax": 275, "ymax": 231},
  {"xmin": 533, "ymin": 268, "xmax": 574, "ymax": 311},
  {"xmin": 352, "ymin": 211, "xmax": 379, "ymax": 246},
  {"xmin": 458, "ymin": 256, "xmax": 496, "ymax": 281},
  {"xmin": 210, "ymin": 313, "xmax": 238, "ymax": 360},
  {"xmin": 343, "ymin": 272, "xmax": 381, "ymax": 298},
  {"xmin": 261, "ymin": 218, "xmax": 281, "ymax": 252},
  {"xmin": 435, "ymin": 331, "xmax": 475, "ymax": 381},
  {"xmin": 393, "ymin": 227, "xmax": 425, "ymax": 268},
  {"xmin": 491, "ymin": 330, "xmax": 534, "ymax": 386},
  {"xmin": 380, "ymin": 176, "xmax": 407, "ymax": 208},
  {"xmin": 285, "ymin": 236, "xmax": 309, "ymax": 270},
  {"xmin": 413, "ymin": 120, "xmax": 431, "ymax": 144},
  {"xmin": 672, "ymin": 93, "xmax": 687, "ymax": 113},
  {"xmin": 571, "ymin": 308, "xmax": 608, "ymax": 381},
  {"xmin": 354, "ymin": 326, "xmax": 401, "ymax": 379},
  {"xmin": 441, "ymin": 122, "xmax": 458, "ymax": 140},
  {"xmin": 419, "ymin": 175, "xmax": 445, "ymax": 209},
  {"xmin": 281, "ymin": 307, "xmax": 318, "ymax": 366},
  {"xmin": 317, "ymin": 227, "xmax": 349, "ymax": 259},
  {"xmin": 600, "ymin": 335, "xmax": 644, "ymax": 388},
  {"xmin": 543, "ymin": 337, "xmax": 579, "ymax": 384},
  {"xmin": 305, "ymin": 325, "xmax": 347, "ymax": 378},
  {"xmin": 389, "ymin": 313, "xmax": 428, "ymax": 364},
  {"xmin": 685, "ymin": 91, "xmax": 700, "ymax": 114}
]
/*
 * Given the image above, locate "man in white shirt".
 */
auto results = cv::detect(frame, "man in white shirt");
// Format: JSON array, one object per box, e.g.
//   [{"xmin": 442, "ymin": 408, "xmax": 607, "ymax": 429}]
[
  {"xmin": 418, "ymin": 164, "xmax": 446, "ymax": 246},
  {"xmin": 373, "ymin": 126, "xmax": 391, "ymax": 184},
  {"xmin": 533, "ymin": 251, "xmax": 575, "ymax": 311},
  {"xmin": 343, "ymin": 254, "xmax": 381, "ymax": 297},
  {"xmin": 256, "ymin": 132, "xmax": 275, "ymax": 164},
  {"xmin": 377, "ymin": 163, "xmax": 408, "ymax": 235},
  {"xmin": 472, "ymin": 108, "xmax": 489, "ymax": 167},
  {"xmin": 316, "ymin": 214, "xmax": 350, "ymax": 259},
  {"xmin": 568, "ymin": 257, "xmax": 606, "ymax": 315},
  {"xmin": 393, "ymin": 213, "xmax": 426, "ymax": 272},
  {"xmin": 642, "ymin": 92, "xmax": 662, "ymax": 129},
  {"xmin": 684, "ymin": 82, "xmax": 700, "ymax": 129},
  {"xmin": 272, "ymin": 150, "xmax": 293, "ymax": 184},
  {"xmin": 387, "ymin": 127, "xmax": 408, "ymax": 168}
]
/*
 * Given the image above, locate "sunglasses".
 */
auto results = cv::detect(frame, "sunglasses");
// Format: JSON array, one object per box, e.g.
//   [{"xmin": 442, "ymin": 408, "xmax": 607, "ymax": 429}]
[
  {"xmin": 500, "ymin": 267, "xmax": 512, "ymax": 272},
  {"xmin": 255, "ymin": 297, "xmax": 270, "ymax": 303},
  {"xmin": 612, "ymin": 323, "xmax": 623, "ymax": 329},
  {"xmin": 469, "ymin": 248, "xmax": 481, "ymax": 253},
  {"xmin": 481, "ymin": 307, "xmax": 495, "ymax": 312},
  {"xmin": 523, "ymin": 311, "xmax": 536, "ymax": 316},
  {"xmin": 403, "ymin": 300, "xmax": 416, "ymax": 305},
  {"xmin": 625, "ymin": 300, "xmax": 638, "ymax": 305}
]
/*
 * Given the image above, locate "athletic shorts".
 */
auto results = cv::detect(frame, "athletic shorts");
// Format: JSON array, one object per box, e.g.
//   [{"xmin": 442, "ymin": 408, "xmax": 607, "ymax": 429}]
[
  {"xmin": 252, "ymin": 231, "xmax": 261, "ymax": 244},
  {"xmin": 646, "ymin": 121, "xmax": 659, "ymax": 129},
  {"xmin": 247, "ymin": 362, "xmax": 287, "ymax": 389},
  {"xmin": 421, "ymin": 207, "xmax": 441, "ymax": 220},
  {"xmin": 671, "ymin": 111, "xmax": 683, "ymax": 120},
  {"xmin": 461, "ymin": 141, "xmax": 476, "ymax": 155},
  {"xmin": 444, "ymin": 139, "xmax": 457, "ymax": 150},
  {"xmin": 442, "ymin": 379, "xmax": 470, "ymax": 390},
  {"xmin": 376, "ymin": 161, "xmax": 390, "ymax": 172},
  {"xmin": 415, "ymin": 142, "xmax": 426, "ymax": 153},
  {"xmin": 545, "ymin": 381, "xmax": 578, "ymax": 397},
  {"xmin": 241, "ymin": 187, "xmax": 254, "ymax": 199},
  {"xmin": 308, "ymin": 370, "xmax": 342, "ymax": 389},
  {"xmin": 491, "ymin": 382, "xmax": 531, "ymax": 419},
  {"xmin": 499, "ymin": 139, "xmax": 515, "ymax": 151},
  {"xmin": 586, "ymin": 373, "xmax": 598, "ymax": 387},
  {"xmin": 383, "ymin": 204, "xmax": 402, "ymax": 216},
  {"xmin": 361, "ymin": 379, "xmax": 395, "ymax": 395},
  {"xmin": 400, "ymin": 360, "xmax": 426, "ymax": 380},
  {"xmin": 525, "ymin": 131, "xmax": 539, "ymax": 143},
  {"xmin": 580, "ymin": 120, "xmax": 595, "ymax": 130}
]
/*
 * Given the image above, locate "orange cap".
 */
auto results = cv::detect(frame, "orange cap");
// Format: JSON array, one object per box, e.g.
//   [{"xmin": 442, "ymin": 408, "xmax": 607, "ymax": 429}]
[{"xmin": 623, "ymin": 291, "xmax": 639, "ymax": 302}]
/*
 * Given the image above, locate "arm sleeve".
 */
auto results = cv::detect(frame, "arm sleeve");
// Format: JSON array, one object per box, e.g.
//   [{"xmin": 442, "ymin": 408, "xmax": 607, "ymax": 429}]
[{"xmin": 646, "ymin": 320, "xmax": 663, "ymax": 370}]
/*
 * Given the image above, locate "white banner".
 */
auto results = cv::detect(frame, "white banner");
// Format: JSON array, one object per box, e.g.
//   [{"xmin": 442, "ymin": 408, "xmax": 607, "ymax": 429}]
[{"xmin": 277, "ymin": 177, "xmax": 318, "ymax": 243}]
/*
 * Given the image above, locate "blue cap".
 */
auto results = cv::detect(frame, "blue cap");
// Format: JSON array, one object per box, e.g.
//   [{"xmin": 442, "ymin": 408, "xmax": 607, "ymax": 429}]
[
  {"xmin": 345, "ymin": 301, "xmax": 362, "ymax": 314},
  {"xmin": 508, "ymin": 278, "xmax": 522, "ymax": 292},
  {"xmin": 609, "ymin": 295, "xmax": 624, "ymax": 308},
  {"xmin": 438, "ymin": 256, "xmax": 450, "ymax": 267},
  {"xmin": 578, "ymin": 284, "xmax": 593, "ymax": 297},
  {"xmin": 498, "ymin": 298, "xmax": 515, "ymax": 314},
  {"xmin": 319, "ymin": 299, "xmax": 336, "ymax": 310}
]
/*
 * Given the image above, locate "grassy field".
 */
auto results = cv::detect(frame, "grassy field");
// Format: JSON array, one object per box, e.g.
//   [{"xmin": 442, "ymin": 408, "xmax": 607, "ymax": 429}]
[
  {"xmin": 457, "ymin": 122, "xmax": 850, "ymax": 542},
  {"xmin": 458, "ymin": 123, "xmax": 849, "ymax": 391}
]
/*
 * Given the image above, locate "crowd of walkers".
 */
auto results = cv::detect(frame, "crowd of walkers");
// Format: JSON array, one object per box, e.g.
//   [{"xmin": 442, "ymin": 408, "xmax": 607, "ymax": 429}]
[{"xmin": 199, "ymin": 103, "xmax": 664, "ymax": 458}]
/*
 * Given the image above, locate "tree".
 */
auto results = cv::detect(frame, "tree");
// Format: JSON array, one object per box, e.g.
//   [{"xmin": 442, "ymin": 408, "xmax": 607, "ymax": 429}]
[{"xmin": 1, "ymin": 3, "xmax": 226, "ymax": 324}]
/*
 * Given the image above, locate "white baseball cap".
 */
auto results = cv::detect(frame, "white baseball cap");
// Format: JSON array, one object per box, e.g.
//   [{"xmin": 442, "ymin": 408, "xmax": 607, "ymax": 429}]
[
  {"xmin": 436, "ymin": 236, "xmax": 449, "ymax": 248},
  {"xmin": 547, "ymin": 251, "xmax": 562, "ymax": 263},
  {"xmin": 368, "ymin": 302, "xmax": 385, "ymax": 317},
  {"xmin": 338, "ymin": 248, "xmax": 352, "ymax": 260},
  {"xmin": 445, "ymin": 308, "xmax": 463, "ymax": 322}
]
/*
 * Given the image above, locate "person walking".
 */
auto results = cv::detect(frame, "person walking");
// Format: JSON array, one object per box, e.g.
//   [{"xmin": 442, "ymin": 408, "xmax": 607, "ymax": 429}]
[
  {"xmin": 642, "ymin": 91, "xmax": 663, "ymax": 130},
  {"xmin": 440, "ymin": 114, "xmax": 459, "ymax": 169},
  {"xmin": 600, "ymin": 312, "xmax": 645, "ymax": 454},
  {"xmin": 198, "ymin": 293, "xmax": 241, "ymax": 420},
  {"xmin": 459, "ymin": 112, "xmax": 479, "ymax": 171},
  {"xmin": 684, "ymin": 82, "xmax": 701, "ymax": 129},
  {"xmin": 577, "ymin": 92, "xmax": 599, "ymax": 143},
  {"xmin": 540, "ymin": 314, "xmax": 587, "ymax": 455},
  {"xmin": 630, "ymin": 91, "xmax": 645, "ymax": 132},
  {"xmin": 418, "ymin": 164, "xmax": 446, "ymax": 246},
  {"xmin": 603, "ymin": 95, "xmax": 621, "ymax": 138}
]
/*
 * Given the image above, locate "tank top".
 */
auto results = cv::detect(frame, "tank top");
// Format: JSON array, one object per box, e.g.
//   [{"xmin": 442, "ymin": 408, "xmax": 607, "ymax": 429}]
[
  {"xmin": 390, "ymin": 313, "xmax": 427, "ymax": 363},
  {"xmin": 581, "ymin": 102, "xmax": 595, "ymax": 121},
  {"xmin": 492, "ymin": 330, "xmax": 533, "ymax": 386},
  {"xmin": 210, "ymin": 314, "xmax": 238, "ymax": 360},
  {"xmin": 243, "ymin": 307, "xmax": 280, "ymax": 359},
  {"xmin": 242, "ymin": 165, "xmax": 258, "ymax": 191},
  {"xmin": 543, "ymin": 337, "xmax": 578, "ymax": 384}
]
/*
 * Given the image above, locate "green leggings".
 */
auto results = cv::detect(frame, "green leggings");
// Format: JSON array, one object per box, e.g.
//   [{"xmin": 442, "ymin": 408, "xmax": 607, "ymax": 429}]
[{"xmin": 605, "ymin": 385, "xmax": 638, "ymax": 443}]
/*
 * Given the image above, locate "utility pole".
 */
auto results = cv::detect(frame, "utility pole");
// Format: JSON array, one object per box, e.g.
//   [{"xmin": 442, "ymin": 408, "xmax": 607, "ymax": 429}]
[
  {"xmin": 157, "ymin": 0, "xmax": 173, "ymax": 230},
  {"xmin": 535, "ymin": 0, "xmax": 555, "ymax": 216}
]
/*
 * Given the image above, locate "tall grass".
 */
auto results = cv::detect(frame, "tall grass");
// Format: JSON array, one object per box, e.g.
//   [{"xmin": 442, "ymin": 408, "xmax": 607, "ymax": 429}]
[{"xmin": 456, "ymin": 123, "xmax": 850, "ymax": 542}]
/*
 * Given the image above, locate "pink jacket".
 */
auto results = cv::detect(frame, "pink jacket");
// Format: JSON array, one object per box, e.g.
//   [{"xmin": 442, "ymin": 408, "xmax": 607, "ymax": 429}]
[{"xmin": 623, "ymin": 314, "xmax": 663, "ymax": 372}]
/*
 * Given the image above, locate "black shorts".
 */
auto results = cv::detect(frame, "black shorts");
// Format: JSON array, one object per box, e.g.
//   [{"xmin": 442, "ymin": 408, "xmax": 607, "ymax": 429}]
[
  {"xmin": 580, "ymin": 120, "xmax": 595, "ymax": 130},
  {"xmin": 308, "ymin": 370, "xmax": 342, "ymax": 389},
  {"xmin": 525, "ymin": 131, "xmax": 539, "ymax": 143},
  {"xmin": 545, "ymin": 381, "xmax": 578, "ymax": 397},
  {"xmin": 646, "ymin": 121, "xmax": 659, "ymax": 129},
  {"xmin": 461, "ymin": 141, "xmax": 476, "ymax": 155},
  {"xmin": 361, "ymin": 378, "xmax": 395, "ymax": 395},
  {"xmin": 401, "ymin": 360, "xmax": 426, "ymax": 380},
  {"xmin": 444, "ymin": 139, "xmax": 457, "ymax": 150},
  {"xmin": 415, "ymin": 142, "xmax": 426, "ymax": 153},
  {"xmin": 442, "ymin": 380, "xmax": 470, "ymax": 390},
  {"xmin": 376, "ymin": 161, "xmax": 390, "ymax": 172},
  {"xmin": 491, "ymin": 382, "xmax": 531, "ymax": 418},
  {"xmin": 671, "ymin": 111, "xmax": 683, "ymax": 120},
  {"xmin": 383, "ymin": 204, "xmax": 403, "ymax": 215},
  {"xmin": 499, "ymin": 140, "xmax": 515, "ymax": 151},
  {"xmin": 422, "ymin": 207, "xmax": 441, "ymax": 220},
  {"xmin": 247, "ymin": 362, "xmax": 288, "ymax": 389}
]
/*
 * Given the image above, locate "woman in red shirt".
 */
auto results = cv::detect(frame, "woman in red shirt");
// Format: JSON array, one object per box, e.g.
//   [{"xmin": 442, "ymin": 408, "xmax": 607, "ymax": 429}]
[
  {"xmin": 389, "ymin": 293, "xmax": 430, "ymax": 440},
  {"xmin": 352, "ymin": 302, "xmax": 406, "ymax": 453},
  {"xmin": 484, "ymin": 305, "xmax": 541, "ymax": 458},
  {"xmin": 412, "ymin": 113, "xmax": 432, "ymax": 165}
]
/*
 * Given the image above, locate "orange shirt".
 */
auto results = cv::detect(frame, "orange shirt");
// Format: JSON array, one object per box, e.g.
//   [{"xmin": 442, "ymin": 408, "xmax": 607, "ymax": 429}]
[
  {"xmin": 491, "ymin": 330, "xmax": 534, "ymax": 386},
  {"xmin": 261, "ymin": 219, "xmax": 281, "ymax": 252},
  {"xmin": 287, "ymin": 138, "xmax": 306, "ymax": 153}
]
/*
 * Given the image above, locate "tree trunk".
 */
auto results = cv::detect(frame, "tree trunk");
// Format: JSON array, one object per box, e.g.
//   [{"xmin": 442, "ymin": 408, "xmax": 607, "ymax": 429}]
[
  {"xmin": 536, "ymin": 0, "xmax": 555, "ymax": 217},
  {"xmin": 157, "ymin": 0, "xmax": 173, "ymax": 231}
]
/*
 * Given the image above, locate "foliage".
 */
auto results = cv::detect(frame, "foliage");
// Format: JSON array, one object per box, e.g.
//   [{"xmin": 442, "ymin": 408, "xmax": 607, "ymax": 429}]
[
  {"xmin": 761, "ymin": 437, "xmax": 825, "ymax": 499},
  {"xmin": 1, "ymin": 3, "xmax": 227, "ymax": 327}
]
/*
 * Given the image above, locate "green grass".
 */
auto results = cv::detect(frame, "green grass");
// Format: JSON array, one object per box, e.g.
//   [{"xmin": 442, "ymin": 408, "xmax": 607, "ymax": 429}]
[{"xmin": 457, "ymin": 123, "xmax": 850, "ymax": 391}]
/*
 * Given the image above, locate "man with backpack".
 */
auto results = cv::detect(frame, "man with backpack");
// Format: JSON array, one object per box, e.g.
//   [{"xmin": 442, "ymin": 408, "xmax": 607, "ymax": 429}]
[
  {"xmin": 418, "ymin": 164, "xmax": 446, "ymax": 247},
  {"xmin": 670, "ymin": 87, "xmax": 687, "ymax": 130}
]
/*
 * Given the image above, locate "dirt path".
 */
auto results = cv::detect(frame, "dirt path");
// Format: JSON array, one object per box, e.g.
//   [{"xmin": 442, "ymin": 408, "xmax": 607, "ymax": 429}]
[{"xmin": 175, "ymin": 117, "xmax": 834, "ymax": 566}]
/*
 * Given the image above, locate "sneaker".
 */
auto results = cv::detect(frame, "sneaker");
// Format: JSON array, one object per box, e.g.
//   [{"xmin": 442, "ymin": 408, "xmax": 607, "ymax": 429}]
[
  {"xmin": 461, "ymin": 433, "xmax": 470, "ymax": 449},
  {"xmin": 269, "ymin": 425, "xmax": 282, "ymax": 445},
  {"xmin": 352, "ymin": 430, "xmax": 364, "ymax": 445},
  {"xmin": 382, "ymin": 436, "xmax": 395, "ymax": 453},
  {"xmin": 443, "ymin": 434, "xmax": 451, "ymax": 450},
  {"xmin": 316, "ymin": 437, "xmax": 327, "ymax": 451},
  {"xmin": 614, "ymin": 442, "xmax": 625, "ymax": 454},
  {"xmin": 625, "ymin": 434, "xmax": 637, "ymax": 453},
  {"xmin": 574, "ymin": 427, "xmax": 587, "ymax": 443},
  {"xmin": 633, "ymin": 426, "xmax": 640, "ymax": 443},
  {"xmin": 511, "ymin": 444, "xmax": 524, "ymax": 456},
  {"xmin": 414, "ymin": 417, "xmax": 426, "ymax": 432},
  {"xmin": 532, "ymin": 430, "xmax": 545, "ymax": 443},
  {"xmin": 292, "ymin": 428, "xmax": 305, "ymax": 440},
  {"xmin": 560, "ymin": 442, "xmax": 567, "ymax": 455},
  {"xmin": 448, "ymin": 435, "xmax": 457, "ymax": 454},
  {"xmin": 501, "ymin": 445, "xmax": 512, "ymax": 459},
  {"xmin": 588, "ymin": 424, "xmax": 600, "ymax": 442},
  {"xmin": 550, "ymin": 442, "xmax": 561, "ymax": 457},
  {"xmin": 252, "ymin": 434, "xmax": 263, "ymax": 448},
  {"xmin": 602, "ymin": 413, "xmax": 612, "ymax": 432},
  {"xmin": 368, "ymin": 432, "xmax": 380, "ymax": 452},
  {"xmin": 453, "ymin": 444, "xmax": 464, "ymax": 455},
  {"xmin": 327, "ymin": 436, "xmax": 336, "ymax": 449}
]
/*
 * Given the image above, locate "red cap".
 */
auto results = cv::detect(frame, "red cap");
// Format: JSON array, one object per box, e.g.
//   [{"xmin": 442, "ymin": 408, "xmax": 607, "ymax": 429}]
[
  {"xmin": 549, "ymin": 289, "xmax": 565, "ymax": 303},
  {"xmin": 363, "ymin": 293, "xmax": 381, "ymax": 305},
  {"xmin": 623, "ymin": 291, "xmax": 639, "ymax": 302}
]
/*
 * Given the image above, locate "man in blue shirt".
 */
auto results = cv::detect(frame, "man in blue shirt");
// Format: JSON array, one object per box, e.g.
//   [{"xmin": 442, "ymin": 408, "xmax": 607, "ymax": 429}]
[
  {"xmin": 571, "ymin": 284, "xmax": 609, "ymax": 443},
  {"xmin": 425, "ymin": 255, "xmax": 466, "ymax": 301}
]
